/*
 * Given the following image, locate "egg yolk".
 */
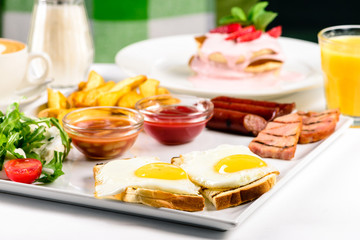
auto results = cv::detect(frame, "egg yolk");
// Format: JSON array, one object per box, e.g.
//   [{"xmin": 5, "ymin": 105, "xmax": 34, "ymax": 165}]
[
  {"xmin": 214, "ymin": 154, "xmax": 267, "ymax": 174},
  {"xmin": 134, "ymin": 162, "xmax": 187, "ymax": 180}
]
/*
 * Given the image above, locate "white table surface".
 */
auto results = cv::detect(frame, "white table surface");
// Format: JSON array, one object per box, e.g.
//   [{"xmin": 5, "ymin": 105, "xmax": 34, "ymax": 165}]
[{"xmin": 2, "ymin": 64, "xmax": 360, "ymax": 240}]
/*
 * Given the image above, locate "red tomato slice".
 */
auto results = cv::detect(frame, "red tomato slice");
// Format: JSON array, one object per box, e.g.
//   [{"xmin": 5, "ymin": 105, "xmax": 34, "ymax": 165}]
[
  {"xmin": 267, "ymin": 26, "xmax": 282, "ymax": 38},
  {"xmin": 4, "ymin": 158, "xmax": 42, "ymax": 184}
]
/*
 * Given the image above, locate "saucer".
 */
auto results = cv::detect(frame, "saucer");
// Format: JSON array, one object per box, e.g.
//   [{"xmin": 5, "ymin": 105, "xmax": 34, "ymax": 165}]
[{"xmin": 0, "ymin": 78, "xmax": 52, "ymax": 111}]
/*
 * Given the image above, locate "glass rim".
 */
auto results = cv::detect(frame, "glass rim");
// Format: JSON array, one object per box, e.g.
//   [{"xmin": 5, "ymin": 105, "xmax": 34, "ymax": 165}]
[
  {"xmin": 135, "ymin": 94, "xmax": 214, "ymax": 119},
  {"xmin": 318, "ymin": 25, "xmax": 360, "ymax": 45},
  {"xmin": 62, "ymin": 106, "xmax": 144, "ymax": 132}
]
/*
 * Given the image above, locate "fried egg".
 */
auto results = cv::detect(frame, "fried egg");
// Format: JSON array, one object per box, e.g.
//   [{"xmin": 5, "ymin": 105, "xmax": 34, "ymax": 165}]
[
  {"xmin": 95, "ymin": 156, "xmax": 200, "ymax": 197},
  {"xmin": 178, "ymin": 144, "xmax": 278, "ymax": 189}
]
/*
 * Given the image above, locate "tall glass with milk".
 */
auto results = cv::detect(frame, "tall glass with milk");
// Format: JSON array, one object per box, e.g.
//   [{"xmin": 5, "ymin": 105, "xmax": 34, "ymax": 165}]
[{"xmin": 28, "ymin": 0, "xmax": 94, "ymax": 88}]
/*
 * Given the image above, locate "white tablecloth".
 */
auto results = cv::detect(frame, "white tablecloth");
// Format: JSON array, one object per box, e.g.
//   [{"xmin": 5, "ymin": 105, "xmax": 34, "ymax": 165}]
[{"xmin": 1, "ymin": 64, "xmax": 359, "ymax": 240}]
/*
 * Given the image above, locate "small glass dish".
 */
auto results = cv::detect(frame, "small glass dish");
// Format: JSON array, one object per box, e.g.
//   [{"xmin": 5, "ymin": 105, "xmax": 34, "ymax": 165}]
[
  {"xmin": 62, "ymin": 106, "xmax": 143, "ymax": 159},
  {"xmin": 135, "ymin": 94, "xmax": 213, "ymax": 145}
]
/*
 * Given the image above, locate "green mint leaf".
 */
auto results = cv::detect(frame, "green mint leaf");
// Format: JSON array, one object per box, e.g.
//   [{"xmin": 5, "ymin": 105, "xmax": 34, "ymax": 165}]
[
  {"xmin": 219, "ymin": 15, "xmax": 238, "ymax": 25},
  {"xmin": 231, "ymin": 7, "xmax": 247, "ymax": 21},
  {"xmin": 254, "ymin": 11, "xmax": 278, "ymax": 31},
  {"xmin": 248, "ymin": 1, "xmax": 269, "ymax": 21}
]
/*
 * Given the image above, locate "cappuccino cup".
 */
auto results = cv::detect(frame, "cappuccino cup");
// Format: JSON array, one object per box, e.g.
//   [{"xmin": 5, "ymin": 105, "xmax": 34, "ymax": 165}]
[{"xmin": 0, "ymin": 38, "xmax": 51, "ymax": 100}]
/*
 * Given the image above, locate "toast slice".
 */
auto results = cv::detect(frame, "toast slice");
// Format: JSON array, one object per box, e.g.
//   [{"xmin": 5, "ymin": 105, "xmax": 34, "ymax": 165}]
[
  {"xmin": 201, "ymin": 173, "xmax": 277, "ymax": 210},
  {"xmin": 93, "ymin": 164, "xmax": 205, "ymax": 212},
  {"xmin": 171, "ymin": 156, "xmax": 278, "ymax": 210}
]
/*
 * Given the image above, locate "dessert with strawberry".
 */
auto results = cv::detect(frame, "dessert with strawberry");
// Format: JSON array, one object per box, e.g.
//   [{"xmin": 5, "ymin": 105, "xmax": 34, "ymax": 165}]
[{"xmin": 189, "ymin": 1, "xmax": 290, "ymax": 90}]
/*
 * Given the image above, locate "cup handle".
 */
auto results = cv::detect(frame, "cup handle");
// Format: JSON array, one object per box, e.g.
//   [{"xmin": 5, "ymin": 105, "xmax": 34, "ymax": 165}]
[{"xmin": 24, "ymin": 52, "xmax": 52, "ymax": 87}]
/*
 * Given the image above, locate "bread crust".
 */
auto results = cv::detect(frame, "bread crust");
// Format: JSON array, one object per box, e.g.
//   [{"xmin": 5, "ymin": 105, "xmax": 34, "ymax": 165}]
[
  {"xmin": 93, "ymin": 164, "xmax": 205, "ymax": 212},
  {"xmin": 171, "ymin": 157, "xmax": 278, "ymax": 210},
  {"xmin": 201, "ymin": 173, "xmax": 277, "ymax": 210}
]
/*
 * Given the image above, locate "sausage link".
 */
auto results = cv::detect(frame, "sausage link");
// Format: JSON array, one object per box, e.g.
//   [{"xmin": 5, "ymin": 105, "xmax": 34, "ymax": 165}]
[
  {"xmin": 212, "ymin": 100, "xmax": 279, "ymax": 121},
  {"xmin": 206, "ymin": 108, "xmax": 267, "ymax": 136},
  {"xmin": 212, "ymin": 96, "xmax": 295, "ymax": 116}
]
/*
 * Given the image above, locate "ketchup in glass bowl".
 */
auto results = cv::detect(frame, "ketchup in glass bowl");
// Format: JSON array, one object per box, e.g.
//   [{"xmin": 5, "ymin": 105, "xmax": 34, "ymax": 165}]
[
  {"xmin": 62, "ymin": 107, "xmax": 143, "ymax": 159},
  {"xmin": 135, "ymin": 94, "xmax": 213, "ymax": 145}
]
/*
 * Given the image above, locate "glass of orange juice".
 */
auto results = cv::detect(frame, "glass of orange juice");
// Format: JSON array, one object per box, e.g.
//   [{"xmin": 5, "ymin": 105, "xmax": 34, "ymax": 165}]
[{"xmin": 318, "ymin": 25, "xmax": 360, "ymax": 126}]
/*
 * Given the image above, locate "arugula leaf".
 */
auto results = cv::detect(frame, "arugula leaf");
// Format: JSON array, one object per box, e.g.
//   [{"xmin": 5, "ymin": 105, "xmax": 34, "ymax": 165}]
[
  {"xmin": 0, "ymin": 102, "xmax": 71, "ymax": 184},
  {"xmin": 218, "ymin": 1, "xmax": 278, "ymax": 31}
]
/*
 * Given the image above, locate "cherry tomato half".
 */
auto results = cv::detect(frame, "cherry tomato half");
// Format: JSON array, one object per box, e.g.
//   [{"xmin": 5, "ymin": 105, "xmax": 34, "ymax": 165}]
[{"xmin": 4, "ymin": 158, "xmax": 42, "ymax": 184}]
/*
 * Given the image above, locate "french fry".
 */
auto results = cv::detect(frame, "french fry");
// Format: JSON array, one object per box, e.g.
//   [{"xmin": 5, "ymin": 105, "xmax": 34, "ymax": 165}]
[
  {"xmin": 82, "ymin": 81, "xmax": 116, "ymax": 106},
  {"xmin": 96, "ymin": 86, "xmax": 131, "ymax": 106},
  {"xmin": 82, "ymin": 70, "xmax": 105, "ymax": 91},
  {"xmin": 117, "ymin": 90, "xmax": 143, "ymax": 108},
  {"xmin": 139, "ymin": 78, "xmax": 160, "ymax": 98},
  {"xmin": 110, "ymin": 75, "xmax": 147, "ymax": 92},
  {"xmin": 68, "ymin": 91, "xmax": 88, "ymax": 108},
  {"xmin": 47, "ymin": 88, "xmax": 67, "ymax": 109},
  {"xmin": 156, "ymin": 87, "xmax": 170, "ymax": 95}
]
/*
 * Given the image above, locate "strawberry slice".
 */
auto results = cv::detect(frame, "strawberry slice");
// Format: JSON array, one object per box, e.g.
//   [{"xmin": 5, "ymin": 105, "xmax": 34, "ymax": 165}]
[
  {"xmin": 210, "ymin": 23, "xmax": 242, "ymax": 34},
  {"xmin": 236, "ymin": 30, "xmax": 262, "ymax": 42},
  {"xmin": 267, "ymin": 26, "xmax": 282, "ymax": 38},
  {"xmin": 225, "ymin": 25, "xmax": 256, "ymax": 41}
]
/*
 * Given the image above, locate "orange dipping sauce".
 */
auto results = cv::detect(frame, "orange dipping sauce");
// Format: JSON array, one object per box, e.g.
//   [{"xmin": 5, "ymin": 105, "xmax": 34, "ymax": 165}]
[{"xmin": 63, "ymin": 107, "xmax": 143, "ymax": 159}]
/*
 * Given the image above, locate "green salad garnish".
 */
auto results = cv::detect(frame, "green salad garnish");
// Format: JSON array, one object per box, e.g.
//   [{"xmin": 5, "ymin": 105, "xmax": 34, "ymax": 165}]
[
  {"xmin": 0, "ymin": 103, "xmax": 71, "ymax": 183},
  {"xmin": 219, "ymin": 1, "xmax": 278, "ymax": 31}
]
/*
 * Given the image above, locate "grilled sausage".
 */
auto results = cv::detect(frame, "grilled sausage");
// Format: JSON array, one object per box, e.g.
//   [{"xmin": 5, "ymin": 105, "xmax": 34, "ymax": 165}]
[
  {"xmin": 212, "ymin": 96, "xmax": 295, "ymax": 116},
  {"xmin": 206, "ymin": 108, "xmax": 267, "ymax": 136},
  {"xmin": 212, "ymin": 100, "xmax": 279, "ymax": 121}
]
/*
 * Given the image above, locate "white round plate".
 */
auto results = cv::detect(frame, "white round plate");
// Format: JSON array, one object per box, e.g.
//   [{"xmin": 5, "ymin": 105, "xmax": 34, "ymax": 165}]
[{"xmin": 115, "ymin": 34, "xmax": 323, "ymax": 100}]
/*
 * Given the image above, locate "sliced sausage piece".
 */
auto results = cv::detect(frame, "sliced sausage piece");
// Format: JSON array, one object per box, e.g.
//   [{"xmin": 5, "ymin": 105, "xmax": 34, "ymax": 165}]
[
  {"xmin": 206, "ymin": 108, "xmax": 267, "ymax": 136},
  {"xmin": 298, "ymin": 109, "xmax": 340, "ymax": 144},
  {"xmin": 249, "ymin": 113, "xmax": 302, "ymax": 160}
]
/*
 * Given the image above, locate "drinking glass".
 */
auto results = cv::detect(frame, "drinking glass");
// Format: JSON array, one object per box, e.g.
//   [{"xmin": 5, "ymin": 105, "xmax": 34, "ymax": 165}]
[{"xmin": 318, "ymin": 25, "xmax": 360, "ymax": 126}]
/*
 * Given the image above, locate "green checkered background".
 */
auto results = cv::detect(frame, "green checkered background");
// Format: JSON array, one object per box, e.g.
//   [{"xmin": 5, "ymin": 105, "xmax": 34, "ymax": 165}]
[{"xmin": 0, "ymin": 0, "xmax": 220, "ymax": 63}]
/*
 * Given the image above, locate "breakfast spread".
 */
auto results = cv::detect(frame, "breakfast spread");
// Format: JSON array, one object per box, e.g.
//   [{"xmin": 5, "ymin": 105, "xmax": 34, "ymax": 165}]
[
  {"xmin": 171, "ymin": 145, "xmax": 279, "ymax": 210},
  {"xmin": 188, "ymin": 2, "xmax": 298, "ymax": 91},
  {"xmin": 206, "ymin": 96, "xmax": 295, "ymax": 136},
  {"xmin": 93, "ymin": 157, "xmax": 205, "ymax": 212},
  {"xmin": 0, "ymin": 103, "xmax": 70, "ymax": 183}
]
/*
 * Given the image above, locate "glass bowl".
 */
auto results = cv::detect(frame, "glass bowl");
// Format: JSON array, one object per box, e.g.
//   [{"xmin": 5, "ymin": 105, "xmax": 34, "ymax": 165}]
[
  {"xmin": 62, "ymin": 106, "xmax": 143, "ymax": 159},
  {"xmin": 135, "ymin": 94, "xmax": 213, "ymax": 145}
]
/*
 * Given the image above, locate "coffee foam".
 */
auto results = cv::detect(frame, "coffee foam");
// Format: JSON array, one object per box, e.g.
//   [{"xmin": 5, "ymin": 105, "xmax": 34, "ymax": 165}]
[
  {"xmin": 0, "ymin": 44, "xmax": 5, "ymax": 54},
  {"xmin": 0, "ymin": 39, "xmax": 26, "ymax": 54}
]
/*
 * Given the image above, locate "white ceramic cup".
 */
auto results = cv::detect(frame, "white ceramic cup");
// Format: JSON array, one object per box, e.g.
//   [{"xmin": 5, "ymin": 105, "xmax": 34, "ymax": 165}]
[{"xmin": 0, "ymin": 38, "xmax": 51, "ymax": 100}]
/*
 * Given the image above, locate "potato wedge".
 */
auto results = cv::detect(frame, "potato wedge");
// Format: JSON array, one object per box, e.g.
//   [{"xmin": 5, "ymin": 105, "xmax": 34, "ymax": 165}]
[
  {"xmin": 68, "ymin": 91, "xmax": 88, "ymax": 108},
  {"xmin": 110, "ymin": 75, "xmax": 147, "ymax": 92},
  {"xmin": 117, "ymin": 90, "xmax": 143, "ymax": 108},
  {"xmin": 82, "ymin": 81, "xmax": 116, "ymax": 106},
  {"xmin": 156, "ymin": 87, "xmax": 170, "ymax": 95},
  {"xmin": 47, "ymin": 88, "xmax": 67, "ymax": 109},
  {"xmin": 139, "ymin": 78, "xmax": 160, "ymax": 98},
  {"xmin": 96, "ymin": 86, "xmax": 131, "ymax": 106},
  {"xmin": 82, "ymin": 70, "xmax": 105, "ymax": 91},
  {"xmin": 56, "ymin": 108, "xmax": 78, "ymax": 125}
]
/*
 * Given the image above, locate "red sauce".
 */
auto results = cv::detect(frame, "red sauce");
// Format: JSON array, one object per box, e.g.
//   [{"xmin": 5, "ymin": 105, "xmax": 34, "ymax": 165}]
[
  {"xmin": 143, "ymin": 105, "xmax": 207, "ymax": 145},
  {"xmin": 66, "ymin": 117, "xmax": 139, "ymax": 159}
]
